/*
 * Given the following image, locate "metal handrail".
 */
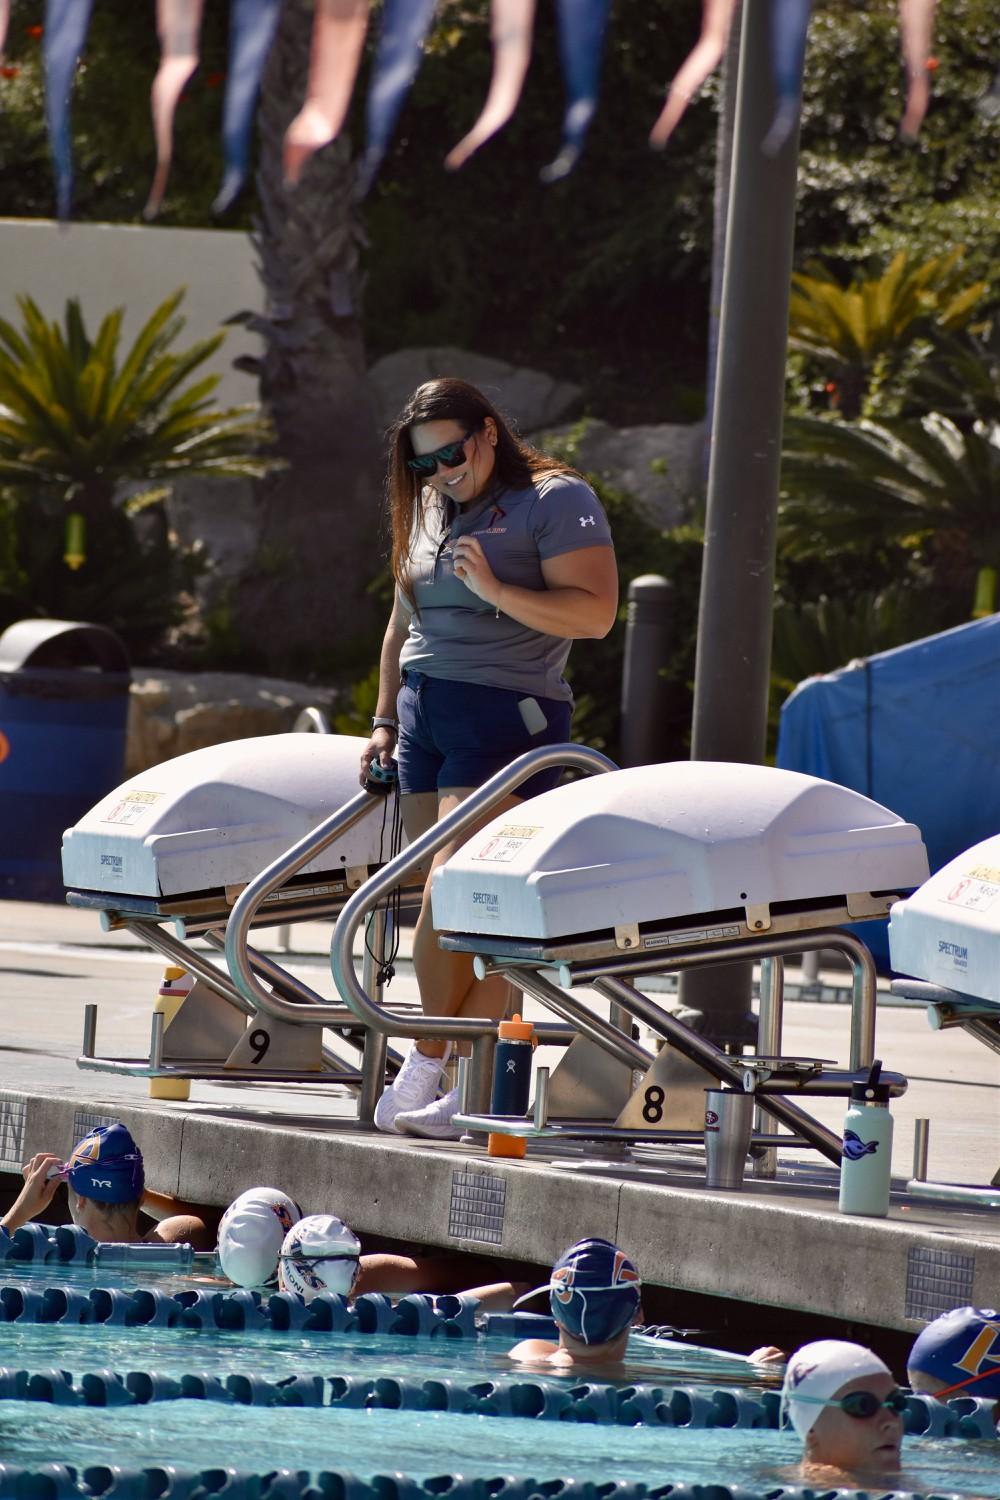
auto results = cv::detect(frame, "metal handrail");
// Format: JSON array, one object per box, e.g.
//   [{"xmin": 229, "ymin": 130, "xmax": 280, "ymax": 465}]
[
  {"xmin": 330, "ymin": 744, "xmax": 617, "ymax": 1038},
  {"xmin": 225, "ymin": 788, "xmax": 386, "ymax": 1024},
  {"xmin": 554, "ymin": 927, "xmax": 877, "ymax": 1071},
  {"xmin": 226, "ymin": 743, "xmax": 615, "ymax": 1036}
]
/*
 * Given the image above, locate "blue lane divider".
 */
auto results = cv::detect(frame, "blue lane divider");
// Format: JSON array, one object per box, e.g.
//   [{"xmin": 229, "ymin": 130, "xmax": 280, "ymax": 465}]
[
  {"xmin": 0, "ymin": 1466, "xmax": 987, "ymax": 1500},
  {"xmin": 0, "ymin": 1283, "xmax": 484, "ymax": 1341},
  {"xmin": 0, "ymin": 1362, "xmax": 991, "ymax": 1439}
]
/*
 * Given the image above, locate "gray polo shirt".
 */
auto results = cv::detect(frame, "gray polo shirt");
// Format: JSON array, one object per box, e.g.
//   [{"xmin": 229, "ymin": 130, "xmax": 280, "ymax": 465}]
[{"xmin": 398, "ymin": 471, "xmax": 613, "ymax": 701}]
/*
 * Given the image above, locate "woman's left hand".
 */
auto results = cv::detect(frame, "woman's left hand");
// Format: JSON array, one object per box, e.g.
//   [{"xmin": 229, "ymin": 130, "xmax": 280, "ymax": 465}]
[{"xmin": 451, "ymin": 536, "xmax": 499, "ymax": 607}]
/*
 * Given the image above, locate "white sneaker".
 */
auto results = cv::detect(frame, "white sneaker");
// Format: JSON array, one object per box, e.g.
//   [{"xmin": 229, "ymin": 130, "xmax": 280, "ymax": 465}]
[
  {"xmin": 373, "ymin": 1043, "xmax": 452, "ymax": 1134},
  {"xmin": 394, "ymin": 1085, "xmax": 463, "ymax": 1140}
]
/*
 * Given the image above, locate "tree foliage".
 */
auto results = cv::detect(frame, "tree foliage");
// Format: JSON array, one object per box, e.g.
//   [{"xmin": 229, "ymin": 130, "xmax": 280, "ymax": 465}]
[
  {"xmin": 0, "ymin": 290, "xmax": 275, "ymax": 649},
  {"xmin": 0, "ymin": 0, "xmax": 997, "ymax": 427},
  {"xmin": 787, "ymin": 249, "xmax": 988, "ymax": 418}
]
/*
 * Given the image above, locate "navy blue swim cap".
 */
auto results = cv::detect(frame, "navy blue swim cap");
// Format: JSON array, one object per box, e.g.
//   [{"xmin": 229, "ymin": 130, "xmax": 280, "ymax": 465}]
[
  {"xmin": 908, "ymin": 1307, "xmax": 1000, "ymax": 1397},
  {"xmin": 64, "ymin": 1123, "xmax": 145, "ymax": 1205},
  {"xmin": 517, "ymin": 1238, "xmax": 641, "ymax": 1346}
]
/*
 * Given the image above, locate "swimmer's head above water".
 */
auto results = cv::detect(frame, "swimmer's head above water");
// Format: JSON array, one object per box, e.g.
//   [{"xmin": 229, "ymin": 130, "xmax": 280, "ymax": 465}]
[
  {"xmin": 906, "ymin": 1306, "xmax": 1000, "ymax": 1405},
  {"xmin": 510, "ymin": 1238, "xmax": 642, "ymax": 1365},
  {"xmin": 782, "ymin": 1339, "xmax": 904, "ymax": 1476}
]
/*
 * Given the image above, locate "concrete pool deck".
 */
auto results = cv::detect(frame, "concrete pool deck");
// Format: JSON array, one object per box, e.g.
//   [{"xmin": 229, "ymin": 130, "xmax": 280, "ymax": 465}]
[{"xmin": 0, "ymin": 898, "xmax": 997, "ymax": 1338}]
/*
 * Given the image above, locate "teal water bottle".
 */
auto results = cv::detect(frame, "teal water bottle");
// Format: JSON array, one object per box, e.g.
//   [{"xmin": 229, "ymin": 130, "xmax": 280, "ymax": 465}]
[{"xmin": 838, "ymin": 1059, "xmax": 893, "ymax": 1217}]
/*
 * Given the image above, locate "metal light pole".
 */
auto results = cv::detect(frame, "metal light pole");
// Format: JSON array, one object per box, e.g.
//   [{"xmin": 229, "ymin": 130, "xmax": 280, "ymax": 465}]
[{"xmin": 678, "ymin": 0, "xmax": 803, "ymax": 1042}]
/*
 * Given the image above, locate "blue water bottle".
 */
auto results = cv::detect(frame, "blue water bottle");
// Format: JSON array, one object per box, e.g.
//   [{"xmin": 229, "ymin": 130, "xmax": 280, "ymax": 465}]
[{"xmin": 488, "ymin": 1013, "xmax": 535, "ymax": 1159}]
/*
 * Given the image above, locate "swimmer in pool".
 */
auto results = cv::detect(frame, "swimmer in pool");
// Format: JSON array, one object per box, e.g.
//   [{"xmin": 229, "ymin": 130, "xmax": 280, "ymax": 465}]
[
  {"xmin": 507, "ymin": 1237, "xmax": 642, "ymax": 1370},
  {"xmin": 782, "ymin": 1339, "xmax": 904, "ymax": 1480},
  {"xmin": 0, "ymin": 1124, "xmax": 209, "ymax": 1248},
  {"xmin": 906, "ymin": 1305, "xmax": 1000, "ymax": 1424},
  {"xmin": 752, "ymin": 1302, "xmax": 1000, "ymax": 1420},
  {"xmin": 217, "ymin": 1188, "xmax": 521, "ymax": 1308}
]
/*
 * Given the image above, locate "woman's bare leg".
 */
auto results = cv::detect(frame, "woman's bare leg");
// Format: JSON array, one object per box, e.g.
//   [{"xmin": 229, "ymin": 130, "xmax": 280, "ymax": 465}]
[{"xmin": 403, "ymin": 788, "xmax": 522, "ymax": 1059}]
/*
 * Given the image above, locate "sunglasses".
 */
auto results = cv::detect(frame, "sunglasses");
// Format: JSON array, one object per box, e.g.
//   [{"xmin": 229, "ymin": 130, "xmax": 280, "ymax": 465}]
[
  {"xmin": 407, "ymin": 427, "xmax": 479, "ymax": 476},
  {"xmin": 794, "ymin": 1388, "xmax": 909, "ymax": 1420}
]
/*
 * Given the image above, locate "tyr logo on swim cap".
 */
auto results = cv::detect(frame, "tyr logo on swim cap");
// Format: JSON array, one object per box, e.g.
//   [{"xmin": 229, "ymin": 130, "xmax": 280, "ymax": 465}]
[
  {"xmin": 63, "ymin": 1123, "xmax": 144, "ymax": 1205},
  {"xmin": 907, "ymin": 1307, "xmax": 1000, "ymax": 1398},
  {"xmin": 517, "ymin": 1238, "xmax": 641, "ymax": 1346}
]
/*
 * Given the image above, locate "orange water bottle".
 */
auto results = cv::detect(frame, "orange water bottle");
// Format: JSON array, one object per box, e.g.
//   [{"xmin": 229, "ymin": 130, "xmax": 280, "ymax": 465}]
[{"xmin": 149, "ymin": 965, "xmax": 193, "ymax": 1100}]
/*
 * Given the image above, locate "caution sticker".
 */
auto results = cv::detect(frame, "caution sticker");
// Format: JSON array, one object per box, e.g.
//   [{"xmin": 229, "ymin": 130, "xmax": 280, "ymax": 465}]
[
  {"xmin": 471, "ymin": 824, "xmax": 541, "ymax": 863},
  {"xmin": 102, "ymin": 790, "xmax": 163, "ymax": 826},
  {"xmin": 939, "ymin": 875, "xmax": 1000, "ymax": 914},
  {"xmin": 644, "ymin": 923, "xmax": 742, "ymax": 950}
]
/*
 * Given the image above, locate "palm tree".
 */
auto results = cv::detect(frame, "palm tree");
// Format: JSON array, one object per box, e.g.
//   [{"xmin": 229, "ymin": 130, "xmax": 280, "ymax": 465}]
[
  {"xmin": 905, "ymin": 328, "xmax": 1000, "ymax": 431},
  {"xmin": 780, "ymin": 411, "xmax": 1000, "ymax": 612},
  {"xmin": 0, "ymin": 290, "xmax": 273, "ymax": 643},
  {"xmin": 231, "ymin": 0, "xmax": 384, "ymax": 675},
  {"xmin": 770, "ymin": 585, "xmax": 953, "ymax": 690},
  {"xmin": 788, "ymin": 250, "xmax": 988, "ymax": 419}
]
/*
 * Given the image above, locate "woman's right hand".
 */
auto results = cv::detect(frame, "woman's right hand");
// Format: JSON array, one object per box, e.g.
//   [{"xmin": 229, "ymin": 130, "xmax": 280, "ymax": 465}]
[
  {"xmin": 2, "ymin": 1152, "xmax": 64, "ymax": 1234},
  {"xmin": 359, "ymin": 727, "xmax": 397, "ymax": 787}
]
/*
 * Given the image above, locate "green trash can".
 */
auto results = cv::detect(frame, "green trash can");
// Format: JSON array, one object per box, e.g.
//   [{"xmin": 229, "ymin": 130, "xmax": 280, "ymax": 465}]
[{"xmin": 0, "ymin": 620, "xmax": 131, "ymax": 902}]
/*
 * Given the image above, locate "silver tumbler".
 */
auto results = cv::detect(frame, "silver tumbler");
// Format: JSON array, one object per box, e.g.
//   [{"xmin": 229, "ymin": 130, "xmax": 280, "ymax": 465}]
[{"xmin": 704, "ymin": 1087, "xmax": 755, "ymax": 1190}]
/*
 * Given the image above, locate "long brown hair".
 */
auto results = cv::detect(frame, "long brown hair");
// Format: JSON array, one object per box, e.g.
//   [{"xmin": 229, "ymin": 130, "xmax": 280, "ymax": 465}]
[{"xmin": 385, "ymin": 377, "xmax": 578, "ymax": 603}]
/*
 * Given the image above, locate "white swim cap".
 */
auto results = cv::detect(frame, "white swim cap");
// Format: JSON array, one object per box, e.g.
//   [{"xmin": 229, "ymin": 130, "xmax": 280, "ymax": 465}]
[
  {"xmin": 782, "ymin": 1340, "xmax": 893, "ymax": 1440},
  {"xmin": 217, "ymin": 1187, "xmax": 301, "ymax": 1288},
  {"xmin": 278, "ymin": 1214, "xmax": 361, "ymax": 1302}
]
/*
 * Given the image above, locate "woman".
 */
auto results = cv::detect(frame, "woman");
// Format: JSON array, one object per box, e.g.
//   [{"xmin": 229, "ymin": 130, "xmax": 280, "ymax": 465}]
[
  {"xmin": 782, "ymin": 1340, "xmax": 905, "ymax": 1480},
  {"xmin": 359, "ymin": 377, "xmax": 618, "ymax": 1140},
  {"xmin": 3, "ymin": 1124, "xmax": 210, "ymax": 1247}
]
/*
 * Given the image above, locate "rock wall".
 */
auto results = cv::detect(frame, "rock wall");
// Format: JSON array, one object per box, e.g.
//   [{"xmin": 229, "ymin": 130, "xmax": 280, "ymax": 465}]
[{"xmin": 126, "ymin": 669, "xmax": 342, "ymax": 777}]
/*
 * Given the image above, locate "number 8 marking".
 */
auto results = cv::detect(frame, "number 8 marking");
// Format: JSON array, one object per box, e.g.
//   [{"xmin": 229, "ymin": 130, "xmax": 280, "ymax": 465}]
[{"xmin": 642, "ymin": 1085, "xmax": 665, "ymax": 1124}]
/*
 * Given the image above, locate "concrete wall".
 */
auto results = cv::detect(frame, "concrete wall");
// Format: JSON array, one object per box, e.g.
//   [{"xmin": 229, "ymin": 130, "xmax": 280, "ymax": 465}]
[{"xmin": 0, "ymin": 219, "xmax": 263, "ymax": 408}]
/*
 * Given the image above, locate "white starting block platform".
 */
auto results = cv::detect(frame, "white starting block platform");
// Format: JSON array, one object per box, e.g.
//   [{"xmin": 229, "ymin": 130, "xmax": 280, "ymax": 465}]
[
  {"xmin": 61, "ymin": 734, "xmax": 420, "ymax": 1091},
  {"xmin": 62, "ymin": 734, "xmax": 412, "ymax": 930},
  {"xmin": 424, "ymin": 762, "xmax": 929, "ymax": 1166},
  {"xmin": 433, "ymin": 761, "xmax": 929, "ymax": 953},
  {"xmin": 890, "ymin": 830, "xmax": 1000, "ymax": 1023}
]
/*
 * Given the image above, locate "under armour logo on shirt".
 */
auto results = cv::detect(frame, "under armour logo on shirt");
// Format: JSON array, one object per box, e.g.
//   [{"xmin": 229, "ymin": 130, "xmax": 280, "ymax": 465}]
[{"xmin": 579, "ymin": 515, "xmax": 595, "ymax": 527}]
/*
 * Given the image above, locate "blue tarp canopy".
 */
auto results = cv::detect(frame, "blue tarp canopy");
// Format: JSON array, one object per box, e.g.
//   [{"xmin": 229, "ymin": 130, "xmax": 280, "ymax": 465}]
[{"xmin": 776, "ymin": 613, "xmax": 1000, "ymax": 968}]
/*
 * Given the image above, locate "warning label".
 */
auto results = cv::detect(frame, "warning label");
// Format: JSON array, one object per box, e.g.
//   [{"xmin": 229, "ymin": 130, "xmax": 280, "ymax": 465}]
[
  {"xmin": 939, "ymin": 875, "xmax": 1000, "ymax": 913},
  {"xmin": 102, "ymin": 790, "xmax": 163, "ymax": 827},
  {"xmin": 472, "ymin": 824, "xmax": 541, "ymax": 863},
  {"xmin": 644, "ymin": 923, "xmax": 742, "ymax": 950}
]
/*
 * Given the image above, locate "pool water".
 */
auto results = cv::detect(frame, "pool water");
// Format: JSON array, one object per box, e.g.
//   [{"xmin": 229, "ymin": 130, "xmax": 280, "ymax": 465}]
[
  {"xmin": 0, "ymin": 1402, "xmax": 996, "ymax": 1496},
  {"xmin": 0, "ymin": 1263, "xmax": 996, "ymax": 1499}
]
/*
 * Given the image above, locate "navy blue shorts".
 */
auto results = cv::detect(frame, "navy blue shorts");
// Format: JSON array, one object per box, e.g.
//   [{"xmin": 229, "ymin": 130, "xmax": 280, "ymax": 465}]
[{"xmin": 396, "ymin": 670, "xmax": 572, "ymax": 800}]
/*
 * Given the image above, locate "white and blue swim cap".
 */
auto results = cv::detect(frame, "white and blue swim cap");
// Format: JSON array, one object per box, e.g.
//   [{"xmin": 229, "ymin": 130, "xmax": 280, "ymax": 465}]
[
  {"xmin": 217, "ymin": 1187, "xmax": 301, "ymax": 1288},
  {"xmin": 278, "ymin": 1214, "xmax": 361, "ymax": 1302},
  {"xmin": 907, "ymin": 1307, "xmax": 1000, "ymax": 1398},
  {"xmin": 782, "ymin": 1340, "xmax": 892, "ymax": 1439}
]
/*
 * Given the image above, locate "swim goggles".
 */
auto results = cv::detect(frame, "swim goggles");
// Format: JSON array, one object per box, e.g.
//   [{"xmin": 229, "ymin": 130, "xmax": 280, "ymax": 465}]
[
  {"xmin": 407, "ymin": 428, "xmax": 479, "ymax": 476},
  {"xmin": 792, "ymin": 1388, "xmax": 909, "ymax": 1420}
]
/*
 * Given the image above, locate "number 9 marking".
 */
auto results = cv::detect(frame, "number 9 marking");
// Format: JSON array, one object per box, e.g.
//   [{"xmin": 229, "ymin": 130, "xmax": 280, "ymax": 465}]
[{"xmin": 248, "ymin": 1028, "xmax": 271, "ymax": 1064}]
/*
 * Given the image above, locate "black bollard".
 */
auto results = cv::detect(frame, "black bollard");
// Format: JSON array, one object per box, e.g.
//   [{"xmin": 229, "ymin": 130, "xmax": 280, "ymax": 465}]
[{"xmin": 620, "ymin": 574, "xmax": 674, "ymax": 768}]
